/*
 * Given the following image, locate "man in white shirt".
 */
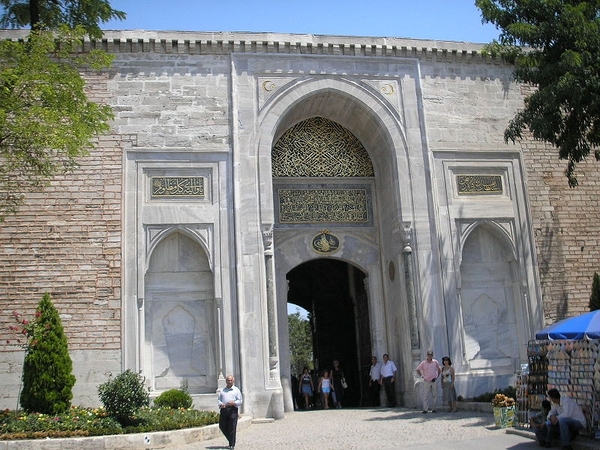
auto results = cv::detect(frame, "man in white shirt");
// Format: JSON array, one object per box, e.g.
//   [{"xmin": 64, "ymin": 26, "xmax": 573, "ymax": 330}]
[
  {"xmin": 416, "ymin": 350, "xmax": 441, "ymax": 413},
  {"xmin": 379, "ymin": 353, "xmax": 397, "ymax": 407},
  {"xmin": 218, "ymin": 375, "xmax": 243, "ymax": 450},
  {"xmin": 543, "ymin": 388, "xmax": 586, "ymax": 449},
  {"xmin": 368, "ymin": 356, "xmax": 382, "ymax": 407}
]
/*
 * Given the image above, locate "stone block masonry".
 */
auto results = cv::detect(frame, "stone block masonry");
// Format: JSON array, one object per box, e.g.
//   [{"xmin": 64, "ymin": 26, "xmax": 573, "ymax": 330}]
[
  {"xmin": 0, "ymin": 132, "xmax": 129, "ymax": 352},
  {"xmin": 0, "ymin": 65, "xmax": 128, "ymax": 356},
  {"xmin": 521, "ymin": 133, "xmax": 600, "ymax": 325},
  {"xmin": 0, "ymin": 119, "xmax": 130, "ymax": 404}
]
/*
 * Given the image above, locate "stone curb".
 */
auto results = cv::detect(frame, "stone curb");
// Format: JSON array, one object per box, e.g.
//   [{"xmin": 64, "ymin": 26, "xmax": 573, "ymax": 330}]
[{"xmin": 0, "ymin": 415, "xmax": 252, "ymax": 450}]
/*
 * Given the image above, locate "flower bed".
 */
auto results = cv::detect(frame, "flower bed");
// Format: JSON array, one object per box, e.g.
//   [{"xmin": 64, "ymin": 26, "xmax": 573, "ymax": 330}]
[{"xmin": 0, "ymin": 406, "xmax": 219, "ymax": 440}]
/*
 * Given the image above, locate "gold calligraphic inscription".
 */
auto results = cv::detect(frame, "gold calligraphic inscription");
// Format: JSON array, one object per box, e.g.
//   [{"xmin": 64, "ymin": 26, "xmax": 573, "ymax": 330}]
[
  {"xmin": 151, "ymin": 177, "xmax": 205, "ymax": 197},
  {"xmin": 456, "ymin": 175, "xmax": 503, "ymax": 195},
  {"xmin": 312, "ymin": 230, "xmax": 340, "ymax": 254},
  {"xmin": 272, "ymin": 117, "xmax": 374, "ymax": 177},
  {"xmin": 278, "ymin": 188, "xmax": 369, "ymax": 223}
]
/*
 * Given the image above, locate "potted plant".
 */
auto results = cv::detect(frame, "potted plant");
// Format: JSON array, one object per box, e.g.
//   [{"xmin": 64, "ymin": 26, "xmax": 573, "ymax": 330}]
[{"xmin": 491, "ymin": 393, "xmax": 516, "ymax": 428}]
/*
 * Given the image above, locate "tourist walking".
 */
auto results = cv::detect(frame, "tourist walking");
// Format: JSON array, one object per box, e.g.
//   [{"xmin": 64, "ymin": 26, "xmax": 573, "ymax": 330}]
[
  {"xmin": 441, "ymin": 356, "xmax": 457, "ymax": 412},
  {"xmin": 218, "ymin": 375, "xmax": 243, "ymax": 450},
  {"xmin": 368, "ymin": 355, "xmax": 381, "ymax": 406},
  {"xmin": 330, "ymin": 359, "xmax": 346, "ymax": 408},
  {"xmin": 379, "ymin": 353, "xmax": 397, "ymax": 407},
  {"xmin": 416, "ymin": 350, "xmax": 441, "ymax": 413},
  {"xmin": 318, "ymin": 370, "xmax": 333, "ymax": 409},
  {"xmin": 298, "ymin": 367, "xmax": 314, "ymax": 410}
]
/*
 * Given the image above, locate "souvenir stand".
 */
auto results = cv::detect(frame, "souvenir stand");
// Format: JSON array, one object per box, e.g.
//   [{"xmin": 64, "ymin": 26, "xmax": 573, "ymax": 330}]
[
  {"xmin": 516, "ymin": 340, "xmax": 549, "ymax": 426},
  {"xmin": 519, "ymin": 310, "xmax": 600, "ymax": 435}
]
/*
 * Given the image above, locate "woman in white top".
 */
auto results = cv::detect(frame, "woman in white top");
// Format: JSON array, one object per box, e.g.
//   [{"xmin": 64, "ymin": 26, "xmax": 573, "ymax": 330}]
[
  {"xmin": 441, "ymin": 356, "xmax": 457, "ymax": 412},
  {"xmin": 318, "ymin": 370, "xmax": 334, "ymax": 409}
]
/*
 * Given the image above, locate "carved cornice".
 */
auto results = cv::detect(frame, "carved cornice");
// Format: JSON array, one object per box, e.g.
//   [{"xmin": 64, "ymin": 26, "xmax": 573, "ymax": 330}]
[{"xmin": 0, "ymin": 30, "xmax": 505, "ymax": 64}]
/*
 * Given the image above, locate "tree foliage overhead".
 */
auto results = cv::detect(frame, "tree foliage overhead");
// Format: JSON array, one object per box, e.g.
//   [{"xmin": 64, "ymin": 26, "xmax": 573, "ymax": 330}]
[
  {"xmin": 590, "ymin": 271, "xmax": 600, "ymax": 311},
  {"xmin": 0, "ymin": 0, "xmax": 125, "ymax": 38},
  {"xmin": 0, "ymin": 26, "xmax": 114, "ymax": 221},
  {"xmin": 288, "ymin": 310, "xmax": 313, "ymax": 376},
  {"xmin": 476, "ymin": 0, "xmax": 600, "ymax": 186}
]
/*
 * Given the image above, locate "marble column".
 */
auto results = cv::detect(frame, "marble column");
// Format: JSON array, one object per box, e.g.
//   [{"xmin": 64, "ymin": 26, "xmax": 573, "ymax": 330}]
[
  {"xmin": 403, "ymin": 245, "xmax": 420, "ymax": 350},
  {"xmin": 262, "ymin": 226, "xmax": 280, "ymax": 383}
]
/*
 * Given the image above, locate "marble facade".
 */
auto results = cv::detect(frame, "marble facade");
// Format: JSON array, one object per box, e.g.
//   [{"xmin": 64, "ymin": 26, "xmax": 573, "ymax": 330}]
[{"xmin": 0, "ymin": 30, "xmax": 547, "ymax": 418}]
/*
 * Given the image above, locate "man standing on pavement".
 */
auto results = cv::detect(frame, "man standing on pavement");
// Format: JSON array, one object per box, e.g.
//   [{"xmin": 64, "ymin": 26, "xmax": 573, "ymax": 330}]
[
  {"xmin": 543, "ymin": 388, "xmax": 586, "ymax": 449},
  {"xmin": 416, "ymin": 350, "xmax": 441, "ymax": 413},
  {"xmin": 379, "ymin": 353, "xmax": 397, "ymax": 407},
  {"xmin": 368, "ymin": 356, "xmax": 382, "ymax": 407},
  {"xmin": 218, "ymin": 375, "xmax": 243, "ymax": 450}
]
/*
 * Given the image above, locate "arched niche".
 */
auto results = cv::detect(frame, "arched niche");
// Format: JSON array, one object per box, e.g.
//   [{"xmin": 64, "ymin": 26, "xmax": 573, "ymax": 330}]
[
  {"xmin": 459, "ymin": 223, "xmax": 521, "ymax": 370},
  {"xmin": 144, "ymin": 231, "xmax": 217, "ymax": 393}
]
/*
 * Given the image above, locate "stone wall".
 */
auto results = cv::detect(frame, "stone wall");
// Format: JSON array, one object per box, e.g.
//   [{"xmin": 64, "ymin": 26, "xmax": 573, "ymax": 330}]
[
  {"xmin": 0, "ymin": 68, "xmax": 131, "ymax": 404},
  {"xmin": 521, "ymin": 130, "xmax": 600, "ymax": 325}
]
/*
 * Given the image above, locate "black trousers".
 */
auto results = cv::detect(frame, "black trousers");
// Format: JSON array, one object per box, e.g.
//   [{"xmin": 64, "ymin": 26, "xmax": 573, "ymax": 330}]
[
  {"xmin": 369, "ymin": 380, "xmax": 381, "ymax": 406},
  {"xmin": 382, "ymin": 376, "xmax": 396, "ymax": 407},
  {"xmin": 219, "ymin": 406, "xmax": 239, "ymax": 447}
]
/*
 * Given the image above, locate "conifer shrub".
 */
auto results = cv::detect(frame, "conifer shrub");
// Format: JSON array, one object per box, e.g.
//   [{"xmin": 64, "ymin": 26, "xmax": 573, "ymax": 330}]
[
  {"xmin": 18, "ymin": 293, "xmax": 76, "ymax": 414},
  {"xmin": 153, "ymin": 389, "xmax": 193, "ymax": 409},
  {"xmin": 590, "ymin": 272, "xmax": 600, "ymax": 311},
  {"xmin": 98, "ymin": 370, "xmax": 150, "ymax": 425}
]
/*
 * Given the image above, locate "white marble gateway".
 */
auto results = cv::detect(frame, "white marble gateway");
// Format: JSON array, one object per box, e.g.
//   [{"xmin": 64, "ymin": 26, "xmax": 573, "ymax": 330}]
[{"xmin": 0, "ymin": 30, "xmax": 544, "ymax": 418}]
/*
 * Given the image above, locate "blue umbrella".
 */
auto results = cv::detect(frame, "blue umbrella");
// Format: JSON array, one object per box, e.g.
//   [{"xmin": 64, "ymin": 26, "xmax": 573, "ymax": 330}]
[{"xmin": 535, "ymin": 310, "xmax": 600, "ymax": 340}]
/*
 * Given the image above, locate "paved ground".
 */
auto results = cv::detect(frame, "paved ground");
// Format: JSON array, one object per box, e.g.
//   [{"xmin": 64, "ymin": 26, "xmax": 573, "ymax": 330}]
[{"xmin": 181, "ymin": 407, "xmax": 600, "ymax": 450}]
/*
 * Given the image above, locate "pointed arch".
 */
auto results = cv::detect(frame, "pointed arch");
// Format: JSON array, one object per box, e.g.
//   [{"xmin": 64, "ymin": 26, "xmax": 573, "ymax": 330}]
[
  {"xmin": 458, "ymin": 223, "xmax": 522, "ymax": 370},
  {"xmin": 459, "ymin": 220, "xmax": 518, "ymax": 268},
  {"xmin": 146, "ymin": 225, "xmax": 213, "ymax": 272},
  {"xmin": 143, "ymin": 230, "xmax": 217, "ymax": 394},
  {"xmin": 255, "ymin": 77, "xmax": 413, "ymax": 228}
]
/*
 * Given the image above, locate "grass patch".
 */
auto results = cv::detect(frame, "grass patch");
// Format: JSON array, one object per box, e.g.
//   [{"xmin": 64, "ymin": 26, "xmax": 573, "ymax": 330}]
[{"xmin": 0, "ymin": 406, "xmax": 219, "ymax": 440}]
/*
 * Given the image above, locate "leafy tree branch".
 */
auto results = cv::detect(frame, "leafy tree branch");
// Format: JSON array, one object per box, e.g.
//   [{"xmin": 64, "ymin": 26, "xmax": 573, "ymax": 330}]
[{"xmin": 476, "ymin": 0, "xmax": 600, "ymax": 186}]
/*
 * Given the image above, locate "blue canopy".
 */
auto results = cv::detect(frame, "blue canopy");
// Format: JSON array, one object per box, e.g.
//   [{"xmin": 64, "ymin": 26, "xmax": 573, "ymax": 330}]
[{"xmin": 535, "ymin": 310, "xmax": 600, "ymax": 340}]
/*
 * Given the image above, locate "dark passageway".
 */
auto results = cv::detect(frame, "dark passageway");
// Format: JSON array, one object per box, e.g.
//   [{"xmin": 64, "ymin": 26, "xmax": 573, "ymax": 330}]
[{"xmin": 287, "ymin": 258, "xmax": 372, "ymax": 406}]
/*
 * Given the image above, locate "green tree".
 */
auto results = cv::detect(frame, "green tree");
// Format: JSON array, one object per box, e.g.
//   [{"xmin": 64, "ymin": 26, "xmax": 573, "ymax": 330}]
[
  {"xmin": 18, "ymin": 293, "xmax": 76, "ymax": 414},
  {"xmin": 0, "ymin": 0, "xmax": 125, "ymax": 38},
  {"xmin": 590, "ymin": 272, "xmax": 600, "ymax": 311},
  {"xmin": 0, "ymin": 26, "xmax": 114, "ymax": 221},
  {"xmin": 288, "ymin": 310, "xmax": 313, "ymax": 376},
  {"xmin": 476, "ymin": 0, "xmax": 600, "ymax": 186}
]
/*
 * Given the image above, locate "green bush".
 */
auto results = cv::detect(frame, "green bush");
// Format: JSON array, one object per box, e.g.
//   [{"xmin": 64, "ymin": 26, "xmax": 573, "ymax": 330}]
[
  {"xmin": 472, "ymin": 386, "xmax": 516, "ymax": 403},
  {"xmin": 18, "ymin": 293, "xmax": 76, "ymax": 415},
  {"xmin": 153, "ymin": 389, "xmax": 193, "ymax": 409},
  {"xmin": 98, "ymin": 370, "xmax": 149, "ymax": 425}
]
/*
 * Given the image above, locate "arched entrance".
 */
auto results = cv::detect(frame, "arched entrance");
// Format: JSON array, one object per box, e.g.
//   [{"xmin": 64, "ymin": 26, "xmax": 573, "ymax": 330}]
[
  {"xmin": 262, "ymin": 81, "xmax": 416, "ymax": 412},
  {"xmin": 287, "ymin": 258, "xmax": 371, "ymax": 407}
]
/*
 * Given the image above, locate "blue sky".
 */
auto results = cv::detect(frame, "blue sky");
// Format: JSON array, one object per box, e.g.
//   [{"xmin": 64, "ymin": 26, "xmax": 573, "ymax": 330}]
[{"xmin": 104, "ymin": 1, "xmax": 500, "ymax": 44}]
